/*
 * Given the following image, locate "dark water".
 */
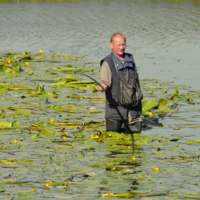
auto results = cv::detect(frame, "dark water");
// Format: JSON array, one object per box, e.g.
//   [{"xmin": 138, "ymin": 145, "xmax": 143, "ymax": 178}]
[{"xmin": 0, "ymin": 0, "xmax": 200, "ymax": 90}]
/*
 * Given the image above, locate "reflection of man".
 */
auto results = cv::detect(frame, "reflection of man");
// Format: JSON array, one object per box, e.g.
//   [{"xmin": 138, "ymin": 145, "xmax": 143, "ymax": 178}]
[{"xmin": 98, "ymin": 33, "xmax": 142, "ymax": 133}]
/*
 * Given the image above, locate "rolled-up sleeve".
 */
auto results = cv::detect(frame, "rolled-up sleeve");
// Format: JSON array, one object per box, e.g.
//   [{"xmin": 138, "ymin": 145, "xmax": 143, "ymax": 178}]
[{"xmin": 101, "ymin": 61, "xmax": 112, "ymax": 87}]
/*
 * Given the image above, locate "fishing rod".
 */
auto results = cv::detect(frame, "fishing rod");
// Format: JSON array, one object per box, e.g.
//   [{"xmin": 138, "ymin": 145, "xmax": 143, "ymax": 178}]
[
  {"xmin": 78, "ymin": 73, "xmax": 104, "ymax": 90},
  {"xmin": 79, "ymin": 73, "xmax": 135, "ymax": 153}
]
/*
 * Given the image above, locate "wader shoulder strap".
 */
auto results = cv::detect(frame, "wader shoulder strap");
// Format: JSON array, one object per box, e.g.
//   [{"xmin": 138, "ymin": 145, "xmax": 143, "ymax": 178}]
[{"xmin": 112, "ymin": 56, "xmax": 120, "ymax": 80}]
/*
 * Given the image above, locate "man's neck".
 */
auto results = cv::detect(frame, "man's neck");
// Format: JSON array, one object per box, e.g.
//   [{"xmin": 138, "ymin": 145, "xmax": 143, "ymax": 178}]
[{"xmin": 114, "ymin": 53, "xmax": 125, "ymax": 60}]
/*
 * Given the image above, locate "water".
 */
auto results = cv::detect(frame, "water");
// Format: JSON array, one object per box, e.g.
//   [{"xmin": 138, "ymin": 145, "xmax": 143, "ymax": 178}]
[
  {"xmin": 0, "ymin": 2, "xmax": 200, "ymax": 198},
  {"xmin": 0, "ymin": 0, "xmax": 200, "ymax": 90}
]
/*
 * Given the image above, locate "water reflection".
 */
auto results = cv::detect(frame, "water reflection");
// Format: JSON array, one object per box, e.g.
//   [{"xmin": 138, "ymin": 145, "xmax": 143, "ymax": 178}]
[{"xmin": 104, "ymin": 133, "xmax": 142, "ymax": 196}]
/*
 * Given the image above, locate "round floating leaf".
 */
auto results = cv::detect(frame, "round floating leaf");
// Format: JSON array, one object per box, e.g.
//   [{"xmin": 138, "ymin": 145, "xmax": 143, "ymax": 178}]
[
  {"xmin": 65, "ymin": 75, "xmax": 77, "ymax": 82},
  {"xmin": 142, "ymin": 99, "xmax": 158, "ymax": 113},
  {"xmin": 0, "ymin": 121, "xmax": 12, "ymax": 127},
  {"xmin": 158, "ymin": 98, "xmax": 167, "ymax": 107}
]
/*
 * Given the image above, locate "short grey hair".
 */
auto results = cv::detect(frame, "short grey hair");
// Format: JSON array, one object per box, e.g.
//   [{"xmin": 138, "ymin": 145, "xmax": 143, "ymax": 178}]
[{"xmin": 110, "ymin": 33, "xmax": 126, "ymax": 43}]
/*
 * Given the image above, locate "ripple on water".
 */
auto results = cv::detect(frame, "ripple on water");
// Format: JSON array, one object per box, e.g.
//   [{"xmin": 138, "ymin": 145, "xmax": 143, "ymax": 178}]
[{"xmin": 0, "ymin": 0, "xmax": 200, "ymax": 90}]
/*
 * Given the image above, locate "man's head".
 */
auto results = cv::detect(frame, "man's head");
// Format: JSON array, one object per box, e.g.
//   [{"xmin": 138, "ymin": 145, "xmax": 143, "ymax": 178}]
[{"xmin": 110, "ymin": 33, "xmax": 126, "ymax": 59}]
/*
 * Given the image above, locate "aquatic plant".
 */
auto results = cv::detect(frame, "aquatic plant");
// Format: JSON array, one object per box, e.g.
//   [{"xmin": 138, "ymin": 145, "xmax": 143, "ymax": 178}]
[{"xmin": 0, "ymin": 51, "xmax": 199, "ymax": 199}]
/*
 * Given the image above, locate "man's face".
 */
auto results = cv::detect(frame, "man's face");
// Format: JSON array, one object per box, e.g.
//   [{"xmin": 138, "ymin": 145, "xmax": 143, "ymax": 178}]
[{"xmin": 110, "ymin": 36, "xmax": 126, "ymax": 58}]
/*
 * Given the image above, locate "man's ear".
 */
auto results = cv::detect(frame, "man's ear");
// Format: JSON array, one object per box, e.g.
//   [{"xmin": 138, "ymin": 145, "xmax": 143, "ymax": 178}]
[{"xmin": 110, "ymin": 42, "xmax": 113, "ymax": 49}]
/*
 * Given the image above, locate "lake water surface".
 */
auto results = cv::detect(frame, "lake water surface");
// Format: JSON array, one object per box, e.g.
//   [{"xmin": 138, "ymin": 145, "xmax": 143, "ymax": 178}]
[
  {"xmin": 1, "ymin": 1, "xmax": 200, "ymax": 199},
  {"xmin": 0, "ymin": 0, "xmax": 200, "ymax": 90}
]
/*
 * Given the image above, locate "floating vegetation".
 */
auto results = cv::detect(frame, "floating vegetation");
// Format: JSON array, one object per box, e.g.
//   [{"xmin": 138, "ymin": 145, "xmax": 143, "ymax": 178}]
[{"xmin": 0, "ymin": 51, "xmax": 200, "ymax": 199}]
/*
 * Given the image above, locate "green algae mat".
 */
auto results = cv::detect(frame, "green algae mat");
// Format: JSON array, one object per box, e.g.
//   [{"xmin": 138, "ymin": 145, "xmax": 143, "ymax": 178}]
[{"xmin": 0, "ymin": 51, "xmax": 200, "ymax": 199}]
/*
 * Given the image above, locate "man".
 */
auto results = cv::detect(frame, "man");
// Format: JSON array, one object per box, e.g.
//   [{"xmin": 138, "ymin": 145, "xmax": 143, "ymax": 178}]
[{"xmin": 98, "ymin": 33, "xmax": 142, "ymax": 133}]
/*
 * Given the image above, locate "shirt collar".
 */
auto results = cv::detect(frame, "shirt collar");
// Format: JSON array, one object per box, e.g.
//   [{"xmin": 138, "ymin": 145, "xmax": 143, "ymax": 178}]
[{"xmin": 112, "ymin": 51, "xmax": 134, "ymax": 70}]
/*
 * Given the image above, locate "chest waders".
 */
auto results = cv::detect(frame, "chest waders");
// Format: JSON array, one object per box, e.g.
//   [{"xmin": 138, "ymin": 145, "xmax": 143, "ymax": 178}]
[{"xmin": 102, "ymin": 53, "xmax": 142, "ymax": 134}]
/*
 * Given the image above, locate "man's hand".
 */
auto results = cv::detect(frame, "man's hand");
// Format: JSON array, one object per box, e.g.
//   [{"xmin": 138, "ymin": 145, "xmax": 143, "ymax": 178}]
[{"xmin": 98, "ymin": 82, "xmax": 108, "ymax": 92}]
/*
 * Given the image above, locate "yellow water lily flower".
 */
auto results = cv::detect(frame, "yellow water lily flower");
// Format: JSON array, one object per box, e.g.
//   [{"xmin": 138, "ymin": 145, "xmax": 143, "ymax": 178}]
[
  {"xmin": 132, "ymin": 156, "xmax": 136, "ymax": 160},
  {"xmin": 45, "ymin": 181, "xmax": 53, "ymax": 189},
  {"xmin": 25, "ymin": 62, "xmax": 29, "ymax": 67},
  {"xmin": 148, "ymin": 111, "xmax": 154, "ymax": 117},
  {"xmin": 90, "ymin": 135, "xmax": 99, "ymax": 139},
  {"xmin": 153, "ymin": 166, "xmax": 159, "ymax": 172},
  {"xmin": 101, "ymin": 193, "xmax": 114, "ymax": 197},
  {"xmin": 39, "ymin": 50, "xmax": 44, "ymax": 55},
  {"xmin": 49, "ymin": 119, "xmax": 56, "ymax": 124},
  {"xmin": 7, "ymin": 59, "xmax": 12, "ymax": 64},
  {"xmin": 61, "ymin": 136, "xmax": 66, "ymax": 141},
  {"xmin": 13, "ymin": 139, "xmax": 18, "ymax": 144},
  {"xmin": 45, "ymin": 183, "xmax": 50, "ymax": 189}
]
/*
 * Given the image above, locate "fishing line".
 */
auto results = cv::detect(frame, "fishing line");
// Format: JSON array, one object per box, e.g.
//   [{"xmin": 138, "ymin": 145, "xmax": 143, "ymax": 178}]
[{"xmin": 78, "ymin": 73, "xmax": 104, "ymax": 90}]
